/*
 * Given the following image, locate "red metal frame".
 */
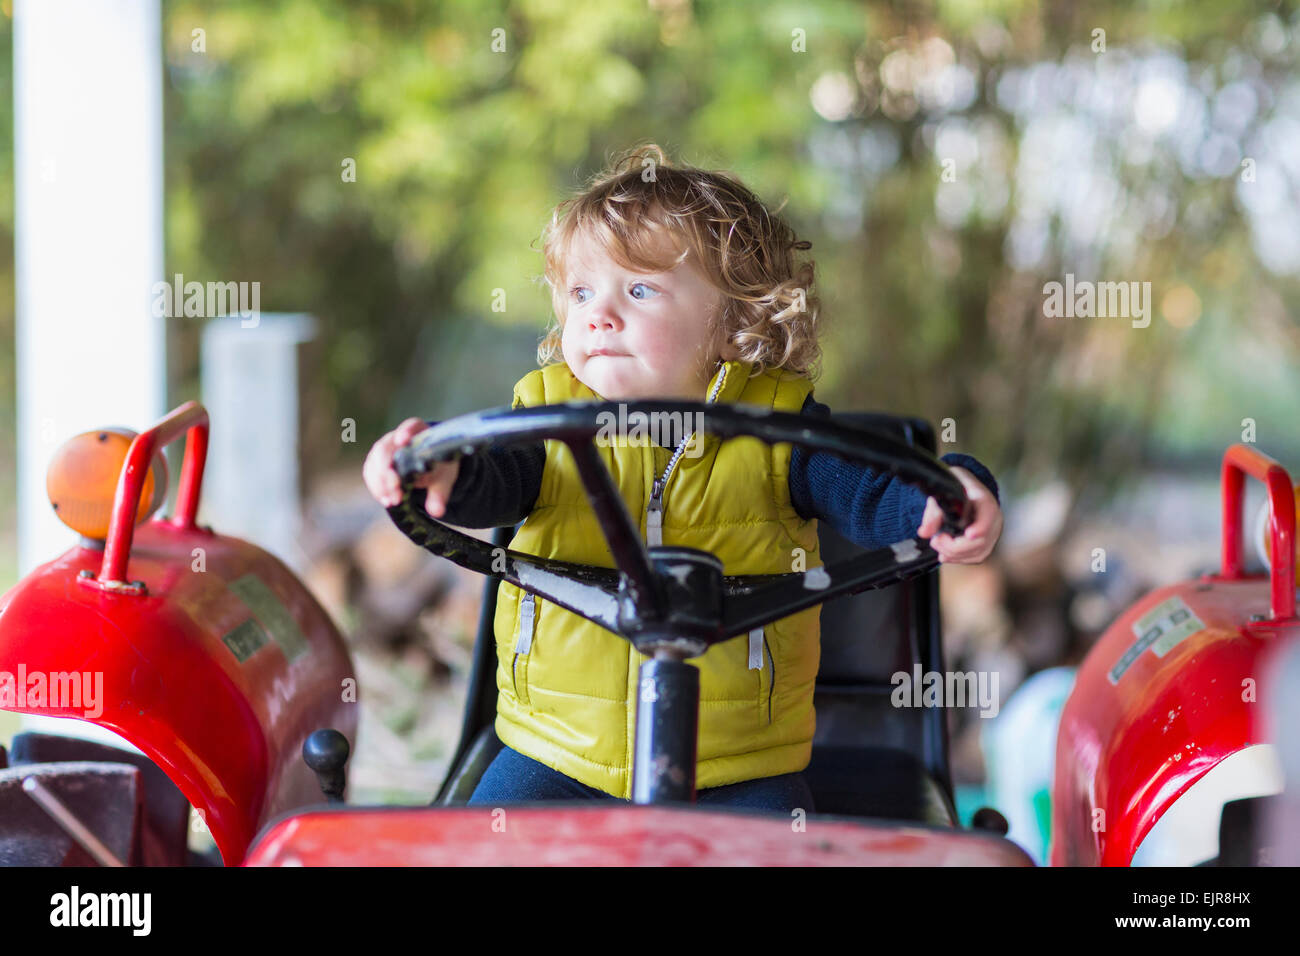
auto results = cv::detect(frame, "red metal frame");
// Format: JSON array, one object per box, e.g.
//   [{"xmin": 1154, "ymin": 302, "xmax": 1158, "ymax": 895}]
[
  {"xmin": 243, "ymin": 806, "xmax": 1036, "ymax": 867},
  {"xmin": 1220, "ymin": 443, "xmax": 1295, "ymax": 622},
  {"xmin": 91, "ymin": 400, "xmax": 209, "ymax": 591}
]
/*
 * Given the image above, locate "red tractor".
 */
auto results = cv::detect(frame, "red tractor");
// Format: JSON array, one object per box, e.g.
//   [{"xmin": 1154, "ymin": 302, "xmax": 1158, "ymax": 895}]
[
  {"xmin": 0, "ymin": 403, "xmax": 355, "ymax": 866},
  {"xmin": 0, "ymin": 400, "xmax": 1292, "ymax": 866},
  {"xmin": 1051, "ymin": 444, "xmax": 1297, "ymax": 866}
]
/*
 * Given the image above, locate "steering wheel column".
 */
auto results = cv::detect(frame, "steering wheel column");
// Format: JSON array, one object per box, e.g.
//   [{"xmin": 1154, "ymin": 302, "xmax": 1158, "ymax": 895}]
[{"xmin": 625, "ymin": 546, "xmax": 726, "ymax": 802}]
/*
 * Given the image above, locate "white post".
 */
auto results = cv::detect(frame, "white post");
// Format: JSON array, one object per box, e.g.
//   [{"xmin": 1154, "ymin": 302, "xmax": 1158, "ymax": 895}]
[
  {"xmin": 12, "ymin": 0, "xmax": 163, "ymax": 749},
  {"xmin": 201, "ymin": 314, "xmax": 317, "ymax": 575},
  {"xmin": 14, "ymin": 0, "xmax": 165, "ymax": 576}
]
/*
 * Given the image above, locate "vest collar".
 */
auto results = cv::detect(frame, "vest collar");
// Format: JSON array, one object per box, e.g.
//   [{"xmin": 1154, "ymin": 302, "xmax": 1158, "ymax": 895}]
[{"xmin": 710, "ymin": 359, "xmax": 755, "ymax": 405}]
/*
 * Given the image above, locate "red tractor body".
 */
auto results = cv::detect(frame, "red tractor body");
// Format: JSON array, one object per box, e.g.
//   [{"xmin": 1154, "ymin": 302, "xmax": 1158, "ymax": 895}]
[
  {"xmin": 1051, "ymin": 444, "xmax": 1297, "ymax": 865},
  {"xmin": 243, "ymin": 805, "xmax": 1032, "ymax": 866},
  {"xmin": 0, "ymin": 403, "xmax": 355, "ymax": 864}
]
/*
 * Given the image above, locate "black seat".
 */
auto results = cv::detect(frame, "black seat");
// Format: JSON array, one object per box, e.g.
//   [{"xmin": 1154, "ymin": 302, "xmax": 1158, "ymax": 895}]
[
  {"xmin": 434, "ymin": 413, "xmax": 957, "ymax": 826},
  {"xmin": 0, "ymin": 761, "xmax": 144, "ymax": 866},
  {"xmin": 9, "ymin": 732, "xmax": 192, "ymax": 865}
]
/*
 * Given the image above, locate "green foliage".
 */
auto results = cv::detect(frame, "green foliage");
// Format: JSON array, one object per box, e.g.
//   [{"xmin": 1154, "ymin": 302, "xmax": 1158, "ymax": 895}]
[{"xmin": 2, "ymin": 1, "xmax": 1298, "ymax": 515}]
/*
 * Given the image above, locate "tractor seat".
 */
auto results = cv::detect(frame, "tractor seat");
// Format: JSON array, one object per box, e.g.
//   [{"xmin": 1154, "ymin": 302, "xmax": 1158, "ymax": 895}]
[
  {"xmin": 799, "ymin": 413, "xmax": 957, "ymax": 826},
  {"xmin": 805, "ymin": 747, "xmax": 956, "ymax": 825},
  {"xmin": 8, "ymin": 731, "xmax": 193, "ymax": 865}
]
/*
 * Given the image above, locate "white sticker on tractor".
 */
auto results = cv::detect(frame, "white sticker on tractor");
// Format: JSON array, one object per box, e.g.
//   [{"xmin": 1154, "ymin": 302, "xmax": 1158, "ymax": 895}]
[{"xmin": 1107, "ymin": 595, "xmax": 1207, "ymax": 685}]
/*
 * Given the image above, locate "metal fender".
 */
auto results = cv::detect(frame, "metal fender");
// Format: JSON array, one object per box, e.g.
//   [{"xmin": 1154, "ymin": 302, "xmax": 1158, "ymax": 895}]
[
  {"xmin": 1050, "ymin": 444, "xmax": 1297, "ymax": 866},
  {"xmin": 0, "ymin": 404, "xmax": 356, "ymax": 864}
]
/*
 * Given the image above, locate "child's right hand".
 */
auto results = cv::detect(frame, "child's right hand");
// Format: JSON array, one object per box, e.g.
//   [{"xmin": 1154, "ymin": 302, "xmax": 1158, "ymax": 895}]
[{"xmin": 363, "ymin": 417, "xmax": 461, "ymax": 518}]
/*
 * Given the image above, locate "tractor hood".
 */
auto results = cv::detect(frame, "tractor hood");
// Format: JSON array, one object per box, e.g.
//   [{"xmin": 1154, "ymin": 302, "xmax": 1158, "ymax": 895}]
[{"xmin": 1051, "ymin": 444, "xmax": 1299, "ymax": 866}]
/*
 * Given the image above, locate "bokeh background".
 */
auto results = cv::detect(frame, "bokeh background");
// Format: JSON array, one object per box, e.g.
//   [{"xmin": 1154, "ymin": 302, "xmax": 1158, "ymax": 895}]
[{"xmin": 1, "ymin": 0, "xmax": 1297, "ymax": 862}]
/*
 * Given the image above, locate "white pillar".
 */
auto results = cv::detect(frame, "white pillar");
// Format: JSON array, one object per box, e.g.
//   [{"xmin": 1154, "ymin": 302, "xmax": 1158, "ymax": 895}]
[
  {"xmin": 201, "ymin": 314, "xmax": 317, "ymax": 575},
  {"xmin": 14, "ymin": 0, "xmax": 165, "ymax": 575}
]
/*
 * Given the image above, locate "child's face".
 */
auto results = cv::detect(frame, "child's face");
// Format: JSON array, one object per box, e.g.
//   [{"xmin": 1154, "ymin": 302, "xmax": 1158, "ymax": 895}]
[{"xmin": 559, "ymin": 230, "xmax": 730, "ymax": 400}]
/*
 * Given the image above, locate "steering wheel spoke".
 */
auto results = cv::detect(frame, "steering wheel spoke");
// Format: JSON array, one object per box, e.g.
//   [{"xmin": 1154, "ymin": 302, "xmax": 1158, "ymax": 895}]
[
  {"xmin": 562, "ymin": 438, "xmax": 662, "ymax": 622},
  {"xmin": 720, "ymin": 537, "xmax": 939, "ymax": 638},
  {"xmin": 386, "ymin": 491, "xmax": 624, "ymax": 633}
]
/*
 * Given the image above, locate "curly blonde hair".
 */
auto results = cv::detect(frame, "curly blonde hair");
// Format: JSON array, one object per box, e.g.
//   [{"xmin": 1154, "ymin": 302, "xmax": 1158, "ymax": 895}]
[{"xmin": 536, "ymin": 143, "xmax": 821, "ymax": 380}]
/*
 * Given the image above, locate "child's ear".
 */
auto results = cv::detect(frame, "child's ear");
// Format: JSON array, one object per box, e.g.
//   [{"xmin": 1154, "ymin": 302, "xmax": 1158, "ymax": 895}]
[{"xmin": 712, "ymin": 316, "xmax": 738, "ymax": 360}]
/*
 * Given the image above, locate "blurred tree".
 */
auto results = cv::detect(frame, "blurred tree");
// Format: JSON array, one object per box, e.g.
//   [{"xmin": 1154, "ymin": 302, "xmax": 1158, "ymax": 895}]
[{"xmin": 0, "ymin": 0, "xmax": 1296, "ymax": 532}]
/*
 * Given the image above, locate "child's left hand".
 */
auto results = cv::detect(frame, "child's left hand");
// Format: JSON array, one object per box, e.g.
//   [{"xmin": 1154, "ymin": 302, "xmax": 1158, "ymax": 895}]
[{"xmin": 916, "ymin": 467, "xmax": 1003, "ymax": 564}]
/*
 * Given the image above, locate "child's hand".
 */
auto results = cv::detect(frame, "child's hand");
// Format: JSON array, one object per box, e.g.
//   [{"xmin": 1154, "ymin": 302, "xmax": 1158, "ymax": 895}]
[
  {"xmin": 916, "ymin": 466, "xmax": 1002, "ymax": 564},
  {"xmin": 363, "ymin": 417, "xmax": 461, "ymax": 519}
]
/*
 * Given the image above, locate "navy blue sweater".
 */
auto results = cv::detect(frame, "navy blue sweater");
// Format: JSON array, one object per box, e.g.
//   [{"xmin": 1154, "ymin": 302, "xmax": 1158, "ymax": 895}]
[{"xmin": 428, "ymin": 395, "xmax": 999, "ymax": 550}]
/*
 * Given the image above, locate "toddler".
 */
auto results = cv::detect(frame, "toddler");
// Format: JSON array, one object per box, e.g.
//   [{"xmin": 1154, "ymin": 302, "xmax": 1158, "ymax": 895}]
[{"xmin": 363, "ymin": 144, "xmax": 1003, "ymax": 812}]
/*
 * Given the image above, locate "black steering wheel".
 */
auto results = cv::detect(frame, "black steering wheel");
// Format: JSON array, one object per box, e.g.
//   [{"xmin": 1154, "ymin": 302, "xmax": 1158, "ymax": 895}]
[{"xmin": 387, "ymin": 400, "xmax": 973, "ymax": 660}]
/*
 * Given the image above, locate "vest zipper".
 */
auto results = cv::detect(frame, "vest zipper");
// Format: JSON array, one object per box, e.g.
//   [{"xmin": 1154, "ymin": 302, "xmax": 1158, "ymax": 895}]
[
  {"xmin": 646, "ymin": 478, "xmax": 665, "ymax": 547},
  {"xmin": 644, "ymin": 363, "xmax": 729, "ymax": 546}
]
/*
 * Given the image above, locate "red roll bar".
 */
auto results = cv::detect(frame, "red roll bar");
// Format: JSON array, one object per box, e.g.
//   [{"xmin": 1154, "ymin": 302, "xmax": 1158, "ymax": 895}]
[
  {"xmin": 1220, "ymin": 443, "xmax": 1295, "ymax": 622},
  {"xmin": 91, "ymin": 401, "xmax": 209, "ymax": 590}
]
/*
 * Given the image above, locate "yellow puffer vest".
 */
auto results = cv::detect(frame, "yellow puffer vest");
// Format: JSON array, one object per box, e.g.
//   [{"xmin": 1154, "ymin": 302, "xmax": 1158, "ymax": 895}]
[{"xmin": 493, "ymin": 359, "xmax": 821, "ymax": 798}]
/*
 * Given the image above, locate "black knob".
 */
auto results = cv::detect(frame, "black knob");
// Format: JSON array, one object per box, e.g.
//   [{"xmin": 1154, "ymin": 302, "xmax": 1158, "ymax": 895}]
[
  {"xmin": 303, "ymin": 729, "xmax": 350, "ymax": 803},
  {"xmin": 970, "ymin": 806, "xmax": 1009, "ymax": 836}
]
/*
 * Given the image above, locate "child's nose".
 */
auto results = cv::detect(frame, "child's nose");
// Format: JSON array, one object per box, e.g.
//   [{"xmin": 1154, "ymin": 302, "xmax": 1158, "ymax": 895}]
[{"xmin": 588, "ymin": 307, "xmax": 621, "ymax": 332}]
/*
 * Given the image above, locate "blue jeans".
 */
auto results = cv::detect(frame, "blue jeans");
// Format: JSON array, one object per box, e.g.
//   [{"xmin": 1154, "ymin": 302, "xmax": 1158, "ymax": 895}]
[{"xmin": 466, "ymin": 744, "xmax": 815, "ymax": 814}]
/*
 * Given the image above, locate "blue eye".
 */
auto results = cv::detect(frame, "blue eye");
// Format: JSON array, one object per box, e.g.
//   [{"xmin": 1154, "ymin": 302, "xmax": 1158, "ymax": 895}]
[{"xmin": 570, "ymin": 283, "xmax": 657, "ymax": 303}]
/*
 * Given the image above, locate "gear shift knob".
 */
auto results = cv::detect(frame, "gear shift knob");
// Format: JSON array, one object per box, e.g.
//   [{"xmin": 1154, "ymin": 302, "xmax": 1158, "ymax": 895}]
[{"xmin": 303, "ymin": 729, "xmax": 349, "ymax": 804}]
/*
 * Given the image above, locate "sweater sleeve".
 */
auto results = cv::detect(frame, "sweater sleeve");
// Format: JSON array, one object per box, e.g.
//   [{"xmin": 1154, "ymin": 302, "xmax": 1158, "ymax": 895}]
[
  {"xmin": 787, "ymin": 396, "xmax": 1001, "ymax": 550},
  {"xmin": 414, "ymin": 419, "xmax": 544, "ymax": 529}
]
